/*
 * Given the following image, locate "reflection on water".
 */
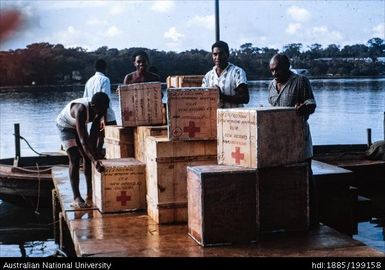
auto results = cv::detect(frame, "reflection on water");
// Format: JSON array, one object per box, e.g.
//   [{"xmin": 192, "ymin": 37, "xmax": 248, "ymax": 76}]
[
  {"xmin": 354, "ymin": 219, "xmax": 385, "ymax": 253},
  {"xmin": 0, "ymin": 200, "xmax": 58, "ymax": 257}
]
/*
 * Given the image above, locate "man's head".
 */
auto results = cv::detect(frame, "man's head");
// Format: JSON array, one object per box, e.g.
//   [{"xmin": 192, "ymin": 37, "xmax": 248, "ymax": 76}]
[
  {"xmin": 90, "ymin": 92, "xmax": 109, "ymax": 116},
  {"xmin": 211, "ymin": 40, "xmax": 229, "ymax": 69},
  {"xmin": 269, "ymin": 54, "xmax": 291, "ymax": 83},
  {"xmin": 95, "ymin": 59, "xmax": 107, "ymax": 73},
  {"xmin": 132, "ymin": 50, "xmax": 149, "ymax": 72}
]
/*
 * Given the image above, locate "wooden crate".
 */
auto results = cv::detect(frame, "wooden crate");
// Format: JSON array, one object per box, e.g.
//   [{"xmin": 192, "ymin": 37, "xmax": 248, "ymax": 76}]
[
  {"xmin": 187, "ymin": 165, "xmax": 258, "ymax": 246},
  {"xmin": 167, "ymin": 87, "xmax": 218, "ymax": 141},
  {"xmin": 104, "ymin": 126, "xmax": 134, "ymax": 159},
  {"xmin": 145, "ymin": 137, "xmax": 217, "ymax": 224},
  {"xmin": 105, "ymin": 138, "xmax": 134, "ymax": 159},
  {"xmin": 92, "ymin": 158, "xmax": 146, "ymax": 213},
  {"xmin": 104, "ymin": 125, "xmax": 134, "ymax": 143},
  {"xmin": 146, "ymin": 196, "xmax": 187, "ymax": 224},
  {"xmin": 134, "ymin": 125, "xmax": 167, "ymax": 162},
  {"xmin": 258, "ymin": 162, "xmax": 309, "ymax": 232},
  {"xmin": 118, "ymin": 82, "xmax": 163, "ymax": 127},
  {"xmin": 217, "ymin": 107, "xmax": 306, "ymax": 168},
  {"xmin": 166, "ymin": 75, "xmax": 204, "ymax": 88}
]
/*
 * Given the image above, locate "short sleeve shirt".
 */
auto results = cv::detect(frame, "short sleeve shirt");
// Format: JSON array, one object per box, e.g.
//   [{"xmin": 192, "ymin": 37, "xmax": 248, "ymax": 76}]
[
  {"xmin": 202, "ymin": 63, "xmax": 248, "ymax": 108},
  {"xmin": 83, "ymin": 72, "xmax": 116, "ymax": 123}
]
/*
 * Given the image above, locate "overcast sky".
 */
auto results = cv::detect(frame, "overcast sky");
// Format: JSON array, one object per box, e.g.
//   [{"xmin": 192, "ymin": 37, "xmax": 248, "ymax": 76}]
[{"xmin": 1, "ymin": 0, "xmax": 384, "ymax": 52}]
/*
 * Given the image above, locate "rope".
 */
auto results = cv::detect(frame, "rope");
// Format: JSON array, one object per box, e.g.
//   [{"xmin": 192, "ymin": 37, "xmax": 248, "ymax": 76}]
[
  {"xmin": 13, "ymin": 133, "xmax": 51, "ymax": 156},
  {"xmin": 34, "ymin": 162, "xmax": 41, "ymax": 215}
]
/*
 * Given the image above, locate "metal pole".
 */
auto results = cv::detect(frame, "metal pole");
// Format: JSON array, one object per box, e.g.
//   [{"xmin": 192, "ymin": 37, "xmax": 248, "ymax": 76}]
[
  {"xmin": 215, "ymin": 0, "xmax": 220, "ymax": 41},
  {"xmin": 14, "ymin": 123, "xmax": 20, "ymax": 158},
  {"xmin": 367, "ymin": 128, "xmax": 372, "ymax": 148}
]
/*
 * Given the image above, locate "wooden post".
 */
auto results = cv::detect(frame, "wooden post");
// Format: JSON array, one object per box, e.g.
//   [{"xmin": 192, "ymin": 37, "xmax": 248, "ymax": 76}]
[
  {"xmin": 367, "ymin": 128, "xmax": 372, "ymax": 148},
  {"xmin": 52, "ymin": 189, "xmax": 59, "ymax": 244},
  {"xmin": 14, "ymin": 123, "xmax": 21, "ymax": 158}
]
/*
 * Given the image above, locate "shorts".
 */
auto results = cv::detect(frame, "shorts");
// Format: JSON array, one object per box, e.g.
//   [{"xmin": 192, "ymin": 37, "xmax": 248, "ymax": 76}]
[{"xmin": 56, "ymin": 124, "xmax": 78, "ymax": 151}]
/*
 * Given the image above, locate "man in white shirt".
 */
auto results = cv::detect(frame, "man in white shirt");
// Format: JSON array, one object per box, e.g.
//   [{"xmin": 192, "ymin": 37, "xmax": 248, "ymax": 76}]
[
  {"xmin": 83, "ymin": 59, "xmax": 117, "ymax": 157},
  {"xmin": 83, "ymin": 59, "xmax": 116, "ymax": 125},
  {"xmin": 202, "ymin": 40, "xmax": 249, "ymax": 108}
]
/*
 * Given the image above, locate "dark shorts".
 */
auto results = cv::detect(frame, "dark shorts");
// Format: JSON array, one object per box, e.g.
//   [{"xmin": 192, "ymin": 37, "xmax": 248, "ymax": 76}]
[{"xmin": 56, "ymin": 124, "xmax": 78, "ymax": 151}]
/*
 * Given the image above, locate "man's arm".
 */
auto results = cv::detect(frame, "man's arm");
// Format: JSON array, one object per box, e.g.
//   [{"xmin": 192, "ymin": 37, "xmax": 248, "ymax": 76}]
[
  {"xmin": 123, "ymin": 73, "xmax": 132, "ymax": 85},
  {"xmin": 295, "ymin": 76, "xmax": 316, "ymax": 117},
  {"xmin": 72, "ymin": 104, "xmax": 103, "ymax": 169},
  {"xmin": 219, "ymin": 83, "xmax": 250, "ymax": 104}
]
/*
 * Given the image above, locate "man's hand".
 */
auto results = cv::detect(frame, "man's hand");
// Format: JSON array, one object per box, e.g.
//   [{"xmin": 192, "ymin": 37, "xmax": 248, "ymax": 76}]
[
  {"xmin": 295, "ymin": 103, "xmax": 308, "ymax": 116},
  {"xmin": 93, "ymin": 160, "xmax": 105, "ymax": 173},
  {"xmin": 215, "ymin": 85, "xmax": 223, "ymax": 98}
]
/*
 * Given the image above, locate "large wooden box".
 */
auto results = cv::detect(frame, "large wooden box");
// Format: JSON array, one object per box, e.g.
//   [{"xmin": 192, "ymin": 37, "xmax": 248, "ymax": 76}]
[
  {"xmin": 187, "ymin": 165, "xmax": 258, "ymax": 246},
  {"xmin": 258, "ymin": 162, "xmax": 309, "ymax": 232},
  {"xmin": 118, "ymin": 82, "xmax": 163, "ymax": 127},
  {"xmin": 92, "ymin": 158, "xmax": 146, "ymax": 213},
  {"xmin": 166, "ymin": 75, "xmax": 204, "ymax": 88},
  {"xmin": 104, "ymin": 126, "xmax": 134, "ymax": 159},
  {"xmin": 167, "ymin": 87, "xmax": 218, "ymax": 141},
  {"xmin": 134, "ymin": 125, "xmax": 168, "ymax": 162},
  {"xmin": 217, "ymin": 107, "xmax": 306, "ymax": 168},
  {"xmin": 105, "ymin": 138, "xmax": 134, "ymax": 159},
  {"xmin": 145, "ymin": 137, "xmax": 217, "ymax": 223}
]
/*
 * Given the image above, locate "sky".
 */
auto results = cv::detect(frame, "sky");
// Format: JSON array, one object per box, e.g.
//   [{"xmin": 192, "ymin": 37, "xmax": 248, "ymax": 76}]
[{"xmin": 0, "ymin": 0, "xmax": 384, "ymax": 52}]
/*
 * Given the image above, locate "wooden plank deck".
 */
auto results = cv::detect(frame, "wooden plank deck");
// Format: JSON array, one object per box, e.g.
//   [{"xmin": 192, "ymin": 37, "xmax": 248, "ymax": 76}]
[{"xmin": 52, "ymin": 166, "xmax": 384, "ymax": 257}]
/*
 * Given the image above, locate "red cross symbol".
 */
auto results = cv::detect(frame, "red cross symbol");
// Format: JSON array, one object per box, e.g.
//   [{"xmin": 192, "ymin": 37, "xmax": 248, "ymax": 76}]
[
  {"xmin": 123, "ymin": 110, "xmax": 133, "ymax": 121},
  {"xmin": 116, "ymin": 191, "xmax": 131, "ymax": 206},
  {"xmin": 231, "ymin": 147, "xmax": 245, "ymax": 164},
  {"xmin": 183, "ymin": 121, "xmax": 200, "ymax": 138}
]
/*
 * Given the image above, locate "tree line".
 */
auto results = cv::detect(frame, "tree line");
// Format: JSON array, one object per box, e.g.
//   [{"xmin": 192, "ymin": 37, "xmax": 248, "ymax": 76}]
[{"xmin": 0, "ymin": 37, "xmax": 384, "ymax": 86}]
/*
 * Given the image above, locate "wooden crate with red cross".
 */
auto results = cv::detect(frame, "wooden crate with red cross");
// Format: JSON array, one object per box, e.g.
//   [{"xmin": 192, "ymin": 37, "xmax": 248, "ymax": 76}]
[
  {"xmin": 166, "ymin": 75, "xmax": 204, "ymax": 88},
  {"xmin": 217, "ymin": 107, "xmax": 306, "ymax": 168},
  {"xmin": 118, "ymin": 82, "xmax": 163, "ymax": 127},
  {"xmin": 92, "ymin": 158, "xmax": 146, "ymax": 213},
  {"xmin": 145, "ymin": 136, "xmax": 217, "ymax": 223},
  {"xmin": 167, "ymin": 87, "xmax": 218, "ymax": 141}
]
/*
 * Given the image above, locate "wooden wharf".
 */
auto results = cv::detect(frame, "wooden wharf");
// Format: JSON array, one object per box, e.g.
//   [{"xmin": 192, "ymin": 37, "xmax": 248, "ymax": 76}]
[{"xmin": 52, "ymin": 165, "xmax": 384, "ymax": 257}]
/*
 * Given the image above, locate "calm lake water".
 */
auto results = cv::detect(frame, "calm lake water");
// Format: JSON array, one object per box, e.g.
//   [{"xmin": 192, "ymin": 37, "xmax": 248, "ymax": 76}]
[
  {"xmin": 0, "ymin": 78, "xmax": 384, "ymax": 256},
  {"xmin": 1, "ymin": 78, "xmax": 384, "ymax": 158}
]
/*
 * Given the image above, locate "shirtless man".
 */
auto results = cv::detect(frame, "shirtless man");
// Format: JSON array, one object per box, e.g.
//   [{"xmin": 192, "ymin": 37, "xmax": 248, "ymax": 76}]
[{"xmin": 123, "ymin": 50, "xmax": 160, "ymax": 84}]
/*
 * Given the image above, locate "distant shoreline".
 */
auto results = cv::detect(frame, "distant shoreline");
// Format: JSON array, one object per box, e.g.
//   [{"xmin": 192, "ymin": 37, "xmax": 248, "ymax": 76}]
[{"xmin": 1, "ymin": 75, "xmax": 384, "ymax": 91}]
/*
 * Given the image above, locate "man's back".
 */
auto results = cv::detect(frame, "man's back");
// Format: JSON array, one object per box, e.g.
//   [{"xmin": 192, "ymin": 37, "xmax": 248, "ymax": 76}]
[{"xmin": 84, "ymin": 71, "xmax": 115, "ymax": 123}]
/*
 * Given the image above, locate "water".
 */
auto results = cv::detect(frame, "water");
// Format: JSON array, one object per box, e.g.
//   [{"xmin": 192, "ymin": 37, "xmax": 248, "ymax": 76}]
[
  {"xmin": 0, "ymin": 201, "xmax": 58, "ymax": 257},
  {"xmin": 0, "ymin": 78, "xmax": 384, "ymax": 256},
  {"xmin": 1, "ymin": 78, "xmax": 384, "ymax": 158}
]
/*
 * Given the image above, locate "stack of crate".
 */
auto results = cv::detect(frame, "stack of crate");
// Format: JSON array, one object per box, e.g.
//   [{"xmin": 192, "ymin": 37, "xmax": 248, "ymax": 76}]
[
  {"xmin": 216, "ymin": 107, "xmax": 309, "ymax": 233},
  {"xmin": 92, "ymin": 82, "xmax": 167, "ymax": 214},
  {"xmin": 187, "ymin": 107, "xmax": 309, "ymax": 246},
  {"xmin": 145, "ymin": 76, "xmax": 219, "ymax": 224}
]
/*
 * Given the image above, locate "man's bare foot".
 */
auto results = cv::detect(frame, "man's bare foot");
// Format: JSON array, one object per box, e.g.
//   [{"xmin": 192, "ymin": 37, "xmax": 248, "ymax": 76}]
[{"xmin": 70, "ymin": 197, "xmax": 89, "ymax": 209}]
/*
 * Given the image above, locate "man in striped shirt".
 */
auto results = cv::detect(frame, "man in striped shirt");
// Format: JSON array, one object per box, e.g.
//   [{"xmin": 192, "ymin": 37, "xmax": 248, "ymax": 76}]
[{"xmin": 202, "ymin": 40, "xmax": 249, "ymax": 108}]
